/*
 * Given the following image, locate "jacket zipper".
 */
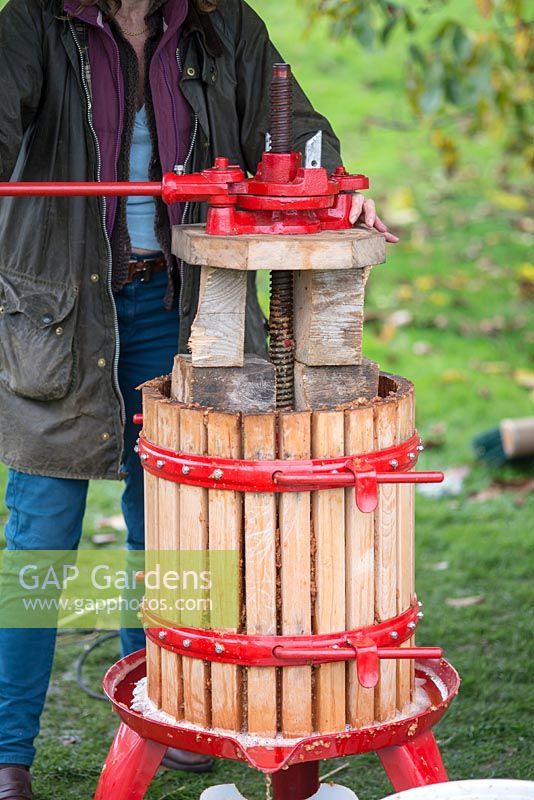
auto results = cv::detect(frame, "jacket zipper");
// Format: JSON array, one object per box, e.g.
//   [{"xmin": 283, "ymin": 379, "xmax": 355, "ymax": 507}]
[
  {"xmin": 69, "ymin": 21, "xmax": 125, "ymax": 431},
  {"xmin": 176, "ymin": 46, "xmax": 199, "ymax": 321}
]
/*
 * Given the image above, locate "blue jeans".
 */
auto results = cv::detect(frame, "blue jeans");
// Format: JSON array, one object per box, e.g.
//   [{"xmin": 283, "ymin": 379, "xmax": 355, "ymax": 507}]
[{"xmin": 0, "ymin": 271, "xmax": 179, "ymax": 766}]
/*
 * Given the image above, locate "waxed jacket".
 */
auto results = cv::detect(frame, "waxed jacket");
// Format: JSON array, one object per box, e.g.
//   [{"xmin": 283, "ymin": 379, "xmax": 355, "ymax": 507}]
[{"xmin": 0, "ymin": 0, "xmax": 342, "ymax": 480}]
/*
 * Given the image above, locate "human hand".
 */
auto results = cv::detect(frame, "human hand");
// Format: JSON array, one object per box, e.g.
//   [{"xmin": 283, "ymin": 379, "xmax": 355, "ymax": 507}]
[{"xmin": 349, "ymin": 193, "xmax": 400, "ymax": 243}]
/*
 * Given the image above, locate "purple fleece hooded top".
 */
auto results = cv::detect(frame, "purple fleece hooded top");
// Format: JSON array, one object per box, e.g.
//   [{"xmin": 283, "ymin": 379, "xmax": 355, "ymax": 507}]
[{"xmin": 64, "ymin": 0, "xmax": 191, "ymax": 233}]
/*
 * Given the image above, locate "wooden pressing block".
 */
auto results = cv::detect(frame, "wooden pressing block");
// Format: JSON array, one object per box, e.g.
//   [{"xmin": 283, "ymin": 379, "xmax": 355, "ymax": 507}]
[
  {"xmin": 294, "ymin": 359, "xmax": 380, "ymax": 411},
  {"xmin": 189, "ymin": 266, "xmax": 248, "ymax": 368},
  {"xmin": 294, "ymin": 267, "xmax": 371, "ymax": 366},
  {"xmin": 172, "ymin": 354, "xmax": 276, "ymax": 413},
  {"xmin": 172, "ymin": 224, "xmax": 386, "ymax": 272}
]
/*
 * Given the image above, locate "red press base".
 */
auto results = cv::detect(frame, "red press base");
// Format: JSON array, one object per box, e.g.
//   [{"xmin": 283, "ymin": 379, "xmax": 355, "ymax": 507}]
[{"xmin": 94, "ymin": 652, "xmax": 460, "ymax": 800}]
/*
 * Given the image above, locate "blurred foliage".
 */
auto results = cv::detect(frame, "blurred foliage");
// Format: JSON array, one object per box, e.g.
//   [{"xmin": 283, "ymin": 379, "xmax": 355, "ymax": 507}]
[{"xmin": 301, "ymin": 0, "xmax": 534, "ymax": 173}]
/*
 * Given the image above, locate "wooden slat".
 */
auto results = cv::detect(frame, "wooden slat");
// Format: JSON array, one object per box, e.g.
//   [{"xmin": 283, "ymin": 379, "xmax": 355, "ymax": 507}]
[
  {"xmin": 397, "ymin": 390, "xmax": 416, "ymax": 712},
  {"xmin": 312, "ymin": 410, "xmax": 346, "ymax": 732},
  {"xmin": 189, "ymin": 266, "xmax": 248, "ymax": 367},
  {"xmin": 179, "ymin": 408, "xmax": 211, "ymax": 727},
  {"xmin": 279, "ymin": 412, "xmax": 313, "ymax": 737},
  {"xmin": 374, "ymin": 399, "xmax": 399, "ymax": 723},
  {"xmin": 142, "ymin": 387, "xmax": 162, "ymax": 708},
  {"xmin": 207, "ymin": 411, "xmax": 243, "ymax": 731},
  {"xmin": 243, "ymin": 414, "xmax": 278, "ymax": 736},
  {"xmin": 157, "ymin": 401, "xmax": 184, "ymax": 720},
  {"xmin": 345, "ymin": 405, "xmax": 375, "ymax": 728}
]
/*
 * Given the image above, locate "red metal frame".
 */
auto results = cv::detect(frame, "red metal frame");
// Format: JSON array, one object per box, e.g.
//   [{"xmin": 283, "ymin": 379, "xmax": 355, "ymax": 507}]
[
  {"xmin": 138, "ymin": 431, "xmax": 443, "ymax": 513},
  {"xmin": 143, "ymin": 600, "xmax": 440, "ymax": 689},
  {"xmin": 94, "ymin": 653, "xmax": 459, "ymax": 798}
]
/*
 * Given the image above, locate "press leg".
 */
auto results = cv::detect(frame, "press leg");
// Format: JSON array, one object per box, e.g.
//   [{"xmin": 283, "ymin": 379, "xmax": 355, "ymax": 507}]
[
  {"xmin": 271, "ymin": 761, "xmax": 321, "ymax": 800},
  {"xmin": 94, "ymin": 722, "xmax": 166, "ymax": 800},
  {"xmin": 378, "ymin": 729, "xmax": 448, "ymax": 792}
]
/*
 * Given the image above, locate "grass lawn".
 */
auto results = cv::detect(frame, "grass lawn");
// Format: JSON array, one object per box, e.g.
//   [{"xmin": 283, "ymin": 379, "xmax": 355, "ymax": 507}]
[{"xmin": 0, "ymin": 0, "xmax": 533, "ymax": 797}]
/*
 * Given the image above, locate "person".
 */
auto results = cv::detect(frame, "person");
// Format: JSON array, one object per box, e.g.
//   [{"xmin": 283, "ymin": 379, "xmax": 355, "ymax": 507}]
[{"xmin": 0, "ymin": 0, "xmax": 398, "ymax": 795}]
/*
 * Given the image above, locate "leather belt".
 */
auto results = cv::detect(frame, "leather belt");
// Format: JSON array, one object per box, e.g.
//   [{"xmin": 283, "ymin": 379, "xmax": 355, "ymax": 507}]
[{"xmin": 126, "ymin": 255, "xmax": 167, "ymax": 284}]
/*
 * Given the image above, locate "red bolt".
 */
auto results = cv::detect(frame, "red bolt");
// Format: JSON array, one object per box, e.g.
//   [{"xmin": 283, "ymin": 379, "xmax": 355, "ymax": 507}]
[{"xmin": 215, "ymin": 157, "xmax": 229, "ymax": 169}]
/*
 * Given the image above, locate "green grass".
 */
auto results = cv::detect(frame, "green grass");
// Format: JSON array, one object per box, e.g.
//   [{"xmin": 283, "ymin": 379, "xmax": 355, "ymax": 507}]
[{"xmin": 1, "ymin": 0, "xmax": 533, "ymax": 797}]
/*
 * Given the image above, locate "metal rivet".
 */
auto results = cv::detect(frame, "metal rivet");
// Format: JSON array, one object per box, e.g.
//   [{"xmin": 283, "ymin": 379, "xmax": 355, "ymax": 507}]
[
  {"xmin": 140, "ymin": 453, "xmax": 148, "ymax": 462},
  {"xmin": 90, "ymin": 273, "xmax": 100, "ymax": 283},
  {"xmin": 417, "ymin": 444, "xmax": 425, "ymax": 452},
  {"xmin": 182, "ymin": 465, "xmax": 191, "ymax": 475},
  {"xmin": 134, "ymin": 445, "xmax": 139, "ymax": 454},
  {"xmin": 55, "ymin": 326, "xmax": 64, "ymax": 336},
  {"xmin": 417, "ymin": 611, "xmax": 424, "ymax": 619},
  {"xmin": 390, "ymin": 631, "xmax": 399, "ymax": 640},
  {"xmin": 183, "ymin": 639, "xmax": 192, "ymax": 648},
  {"xmin": 0, "ymin": 306, "xmax": 5, "ymax": 314},
  {"xmin": 101, "ymin": 432, "xmax": 110, "ymax": 442},
  {"xmin": 97, "ymin": 357, "xmax": 107, "ymax": 368},
  {"xmin": 408, "ymin": 452, "xmax": 417, "ymax": 461},
  {"xmin": 390, "ymin": 459, "xmax": 399, "ymax": 469},
  {"xmin": 418, "ymin": 601, "xmax": 423, "ymax": 607},
  {"xmin": 213, "ymin": 469, "xmax": 223, "ymax": 480},
  {"xmin": 408, "ymin": 622, "xmax": 417, "ymax": 630},
  {"xmin": 158, "ymin": 631, "xmax": 167, "ymax": 641},
  {"xmin": 186, "ymin": 66, "xmax": 196, "ymax": 77},
  {"xmin": 42, "ymin": 313, "xmax": 53, "ymax": 325},
  {"xmin": 156, "ymin": 459, "xmax": 165, "ymax": 469},
  {"xmin": 215, "ymin": 643, "xmax": 225, "ymax": 654}
]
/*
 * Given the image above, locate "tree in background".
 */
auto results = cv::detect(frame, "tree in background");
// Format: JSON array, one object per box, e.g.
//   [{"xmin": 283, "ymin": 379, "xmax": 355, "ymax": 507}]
[{"xmin": 302, "ymin": 0, "xmax": 533, "ymax": 174}]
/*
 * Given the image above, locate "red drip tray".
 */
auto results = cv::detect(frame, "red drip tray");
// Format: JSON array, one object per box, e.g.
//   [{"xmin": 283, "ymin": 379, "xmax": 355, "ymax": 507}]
[{"xmin": 103, "ymin": 652, "xmax": 460, "ymax": 774}]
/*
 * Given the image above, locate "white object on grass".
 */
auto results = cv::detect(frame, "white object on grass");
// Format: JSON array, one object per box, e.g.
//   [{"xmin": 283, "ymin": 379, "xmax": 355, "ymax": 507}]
[
  {"xmin": 380, "ymin": 779, "xmax": 534, "ymax": 800},
  {"xmin": 200, "ymin": 785, "xmax": 359, "ymax": 800}
]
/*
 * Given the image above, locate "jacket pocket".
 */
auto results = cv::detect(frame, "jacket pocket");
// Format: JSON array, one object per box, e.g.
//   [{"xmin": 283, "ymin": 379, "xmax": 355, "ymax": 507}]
[{"xmin": 0, "ymin": 272, "xmax": 78, "ymax": 401}]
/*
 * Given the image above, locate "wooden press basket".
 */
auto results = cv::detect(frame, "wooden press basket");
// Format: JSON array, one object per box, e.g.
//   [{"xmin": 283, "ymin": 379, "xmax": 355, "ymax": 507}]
[{"xmin": 142, "ymin": 372, "xmax": 416, "ymax": 738}]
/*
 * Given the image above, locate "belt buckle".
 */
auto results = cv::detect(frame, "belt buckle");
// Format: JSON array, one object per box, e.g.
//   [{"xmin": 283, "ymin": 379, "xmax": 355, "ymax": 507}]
[{"xmin": 135, "ymin": 262, "xmax": 153, "ymax": 283}]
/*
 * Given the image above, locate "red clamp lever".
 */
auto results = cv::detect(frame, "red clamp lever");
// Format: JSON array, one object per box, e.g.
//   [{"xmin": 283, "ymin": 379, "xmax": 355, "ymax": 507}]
[
  {"xmin": 274, "ymin": 464, "xmax": 444, "ymax": 513},
  {"xmin": 274, "ymin": 640, "xmax": 443, "ymax": 688}
]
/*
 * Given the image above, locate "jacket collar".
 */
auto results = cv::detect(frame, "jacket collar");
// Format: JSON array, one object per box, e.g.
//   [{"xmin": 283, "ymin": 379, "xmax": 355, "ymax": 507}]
[{"xmin": 63, "ymin": 0, "xmax": 189, "ymax": 34}]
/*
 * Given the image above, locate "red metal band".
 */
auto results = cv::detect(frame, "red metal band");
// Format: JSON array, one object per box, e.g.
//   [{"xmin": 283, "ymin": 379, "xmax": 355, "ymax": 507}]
[
  {"xmin": 138, "ymin": 432, "xmax": 443, "ymax": 513},
  {"xmin": 144, "ymin": 600, "xmax": 441, "ymax": 689}
]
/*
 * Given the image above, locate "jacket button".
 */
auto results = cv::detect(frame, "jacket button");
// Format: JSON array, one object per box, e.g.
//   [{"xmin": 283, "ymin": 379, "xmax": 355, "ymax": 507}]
[
  {"xmin": 101, "ymin": 432, "xmax": 110, "ymax": 442},
  {"xmin": 90, "ymin": 273, "xmax": 100, "ymax": 283},
  {"xmin": 55, "ymin": 327, "xmax": 64, "ymax": 336},
  {"xmin": 97, "ymin": 358, "xmax": 107, "ymax": 368},
  {"xmin": 186, "ymin": 66, "xmax": 196, "ymax": 77},
  {"xmin": 42, "ymin": 313, "xmax": 53, "ymax": 325}
]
